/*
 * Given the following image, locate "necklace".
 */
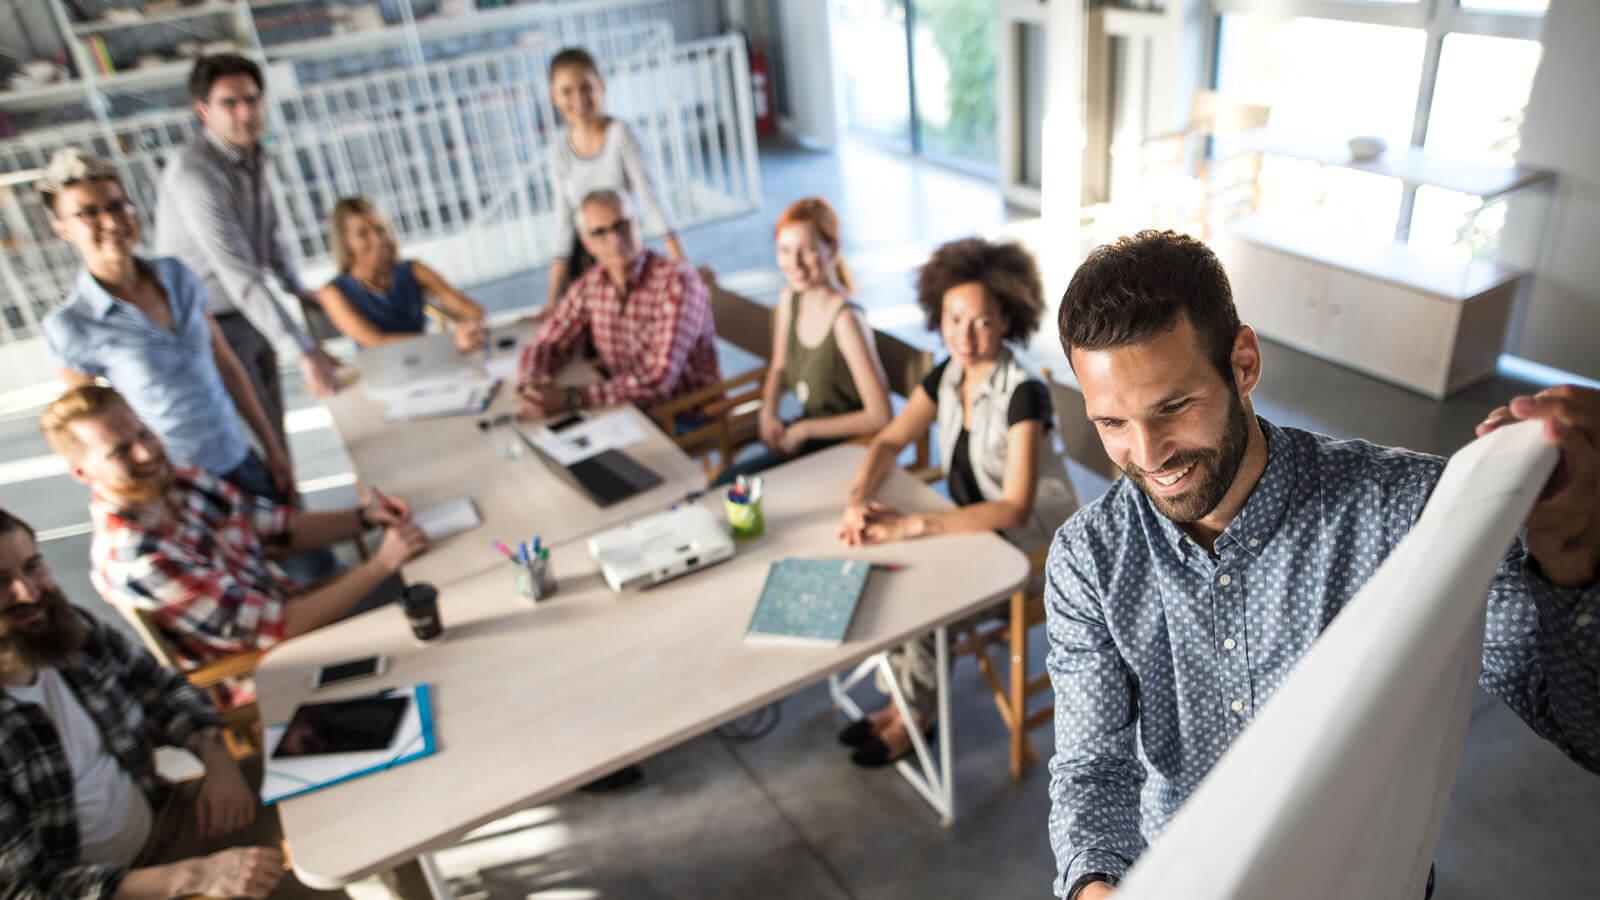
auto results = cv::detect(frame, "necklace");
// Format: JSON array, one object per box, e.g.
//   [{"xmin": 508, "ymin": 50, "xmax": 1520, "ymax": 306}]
[{"xmin": 351, "ymin": 265, "xmax": 393, "ymax": 295}]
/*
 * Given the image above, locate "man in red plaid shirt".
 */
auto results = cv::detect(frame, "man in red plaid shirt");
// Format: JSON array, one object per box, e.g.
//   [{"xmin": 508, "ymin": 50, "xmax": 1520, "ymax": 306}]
[
  {"xmin": 40, "ymin": 385, "xmax": 428, "ymax": 671},
  {"xmin": 517, "ymin": 189, "xmax": 721, "ymax": 420}
]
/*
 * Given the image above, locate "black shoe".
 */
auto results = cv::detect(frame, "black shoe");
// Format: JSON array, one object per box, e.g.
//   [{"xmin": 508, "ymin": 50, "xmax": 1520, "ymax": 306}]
[
  {"xmin": 579, "ymin": 764, "xmax": 644, "ymax": 793},
  {"xmin": 837, "ymin": 718, "xmax": 875, "ymax": 747},
  {"xmin": 851, "ymin": 728, "xmax": 936, "ymax": 769}
]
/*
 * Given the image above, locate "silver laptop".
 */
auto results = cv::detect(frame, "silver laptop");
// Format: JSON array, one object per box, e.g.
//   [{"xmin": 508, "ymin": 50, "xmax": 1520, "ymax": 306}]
[
  {"xmin": 585, "ymin": 505, "xmax": 736, "ymax": 592},
  {"xmin": 359, "ymin": 333, "xmax": 465, "ymax": 389}
]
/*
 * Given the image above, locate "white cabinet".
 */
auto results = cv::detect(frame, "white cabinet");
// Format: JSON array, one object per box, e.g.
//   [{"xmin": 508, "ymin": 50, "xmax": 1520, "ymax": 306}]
[{"xmin": 1215, "ymin": 231, "xmax": 1518, "ymax": 399}]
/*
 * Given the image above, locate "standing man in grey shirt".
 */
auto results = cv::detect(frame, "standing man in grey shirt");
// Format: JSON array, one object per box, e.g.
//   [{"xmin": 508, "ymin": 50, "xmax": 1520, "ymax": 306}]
[{"xmin": 155, "ymin": 54, "xmax": 340, "ymax": 454}]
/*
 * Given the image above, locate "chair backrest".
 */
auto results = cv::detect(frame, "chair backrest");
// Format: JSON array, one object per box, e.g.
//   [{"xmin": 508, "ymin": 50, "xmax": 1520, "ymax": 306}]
[
  {"xmin": 873, "ymin": 327, "xmax": 935, "ymax": 401},
  {"xmin": 710, "ymin": 285, "xmax": 775, "ymax": 359},
  {"xmin": 1190, "ymin": 90, "xmax": 1271, "ymax": 138},
  {"xmin": 298, "ymin": 293, "xmax": 343, "ymax": 345},
  {"xmin": 115, "ymin": 603, "xmax": 186, "ymax": 670},
  {"xmin": 1041, "ymin": 368, "xmax": 1120, "ymax": 482}
]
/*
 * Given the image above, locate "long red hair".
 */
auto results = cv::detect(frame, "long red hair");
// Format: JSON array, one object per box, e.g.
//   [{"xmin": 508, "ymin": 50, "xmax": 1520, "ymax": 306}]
[{"xmin": 775, "ymin": 196, "xmax": 853, "ymax": 293}]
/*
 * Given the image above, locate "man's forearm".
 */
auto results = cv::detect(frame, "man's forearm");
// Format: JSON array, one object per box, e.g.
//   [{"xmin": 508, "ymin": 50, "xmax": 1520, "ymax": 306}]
[
  {"xmin": 279, "ymin": 509, "xmax": 363, "ymax": 555},
  {"xmin": 281, "ymin": 559, "xmax": 393, "ymax": 638},
  {"xmin": 184, "ymin": 726, "xmax": 234, "ymax": 772}
]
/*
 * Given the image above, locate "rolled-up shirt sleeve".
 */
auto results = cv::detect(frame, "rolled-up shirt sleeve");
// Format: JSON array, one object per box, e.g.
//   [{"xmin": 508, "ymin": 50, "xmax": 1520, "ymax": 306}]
[
  {"xmin": 1480, "ymin": 542, "xmax": 1600, "ymax": 773},
  {"xmin": 98, "ymin": 542, "xmax": 288, "ymax": 664},
  {"xmin": 1044, "ymin": 524, "xmax": 1146, "ymax": 896},
  {"xmin": 166, "ymin": 161, "xmax": 314, "ymax": 354}
]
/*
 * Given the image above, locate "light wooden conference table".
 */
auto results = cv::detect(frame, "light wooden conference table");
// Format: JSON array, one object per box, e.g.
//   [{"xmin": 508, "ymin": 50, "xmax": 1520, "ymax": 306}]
[
  {"xmin": 268, "ymin": 362, "xmax": 1029, "ymax": 893},
  {"xmin": 321, "ymin": 334, "xmax": 708, "ymax": 586}
]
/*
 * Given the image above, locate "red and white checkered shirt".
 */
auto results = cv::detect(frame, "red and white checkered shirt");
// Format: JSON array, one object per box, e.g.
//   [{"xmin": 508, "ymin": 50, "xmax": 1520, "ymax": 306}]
[
  {"xmin": 90, "ymin": 463, "xmax": 297, "ymax": 669},
  {"xmin": 518, "ymin": 249, "xmax": 721, "ymax": 409}
]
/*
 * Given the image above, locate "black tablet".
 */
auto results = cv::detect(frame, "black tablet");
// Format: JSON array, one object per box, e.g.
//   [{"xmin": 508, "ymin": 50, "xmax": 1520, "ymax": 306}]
[{"xmin": 270, "ymin": 693, "xmax": 410, "ymax": 759}]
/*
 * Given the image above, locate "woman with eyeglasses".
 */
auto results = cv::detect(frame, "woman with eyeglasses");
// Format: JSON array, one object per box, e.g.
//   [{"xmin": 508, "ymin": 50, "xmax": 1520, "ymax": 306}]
[
  {"xmin": 38, "ymin": 147, "xmax": 299, "ymax": 510},
  {"xmin": 315, "ymin": 196, "xmax": 487, "ymax": 352},
  {"xmin": 543, "ymin": 46, "xmax": 703, "ymax": 308}
]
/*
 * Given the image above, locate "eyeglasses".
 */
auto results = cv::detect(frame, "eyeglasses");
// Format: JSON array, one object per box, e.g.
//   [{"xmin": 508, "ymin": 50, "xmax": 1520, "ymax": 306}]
[
  {"xmin": 62, "ymin": 199, "xmax": 136, "ymax": 225},
  {"xmin": 586, "ymin": 217, "xmax": 633, "ymax": 240}
]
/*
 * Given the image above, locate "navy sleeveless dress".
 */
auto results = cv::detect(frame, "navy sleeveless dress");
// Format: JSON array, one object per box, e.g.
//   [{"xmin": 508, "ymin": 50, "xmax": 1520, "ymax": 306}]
[{"xmin": 332, "ymin": 261, "xmax": 427, "ymax": 335}]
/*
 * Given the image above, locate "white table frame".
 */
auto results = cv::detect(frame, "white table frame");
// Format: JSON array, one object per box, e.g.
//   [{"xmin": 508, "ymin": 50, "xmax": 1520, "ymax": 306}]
[{"xmin": 827, "ymin": 628, "xmax": 956, "ymax": 825}]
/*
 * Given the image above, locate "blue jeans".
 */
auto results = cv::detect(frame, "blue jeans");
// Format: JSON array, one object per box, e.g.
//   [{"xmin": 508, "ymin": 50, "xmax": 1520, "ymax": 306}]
[
  {"xmin": 221, "ymin": 453, "xmax": 340, "ymax": 585},
  {"xmin": 712, "ymin": 438, "xmax": 836, "ymax": 486}
]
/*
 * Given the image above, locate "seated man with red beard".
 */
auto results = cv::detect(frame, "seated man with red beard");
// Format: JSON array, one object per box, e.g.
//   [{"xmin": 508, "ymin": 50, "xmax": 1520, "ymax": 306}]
[
  {"xmin": 0, "ymin": 507, "xmax": 288, "ymax": 897},
  {"xmin": 38, "ymin": 385, "xmax": 428, "ymax": 670}
]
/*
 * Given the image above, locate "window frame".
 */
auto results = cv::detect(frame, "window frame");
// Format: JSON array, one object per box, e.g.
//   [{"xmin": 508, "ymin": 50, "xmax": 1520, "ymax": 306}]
[{"xmin": 1209, "ymin": 0, "xmax": 1544, "ymax": 238}]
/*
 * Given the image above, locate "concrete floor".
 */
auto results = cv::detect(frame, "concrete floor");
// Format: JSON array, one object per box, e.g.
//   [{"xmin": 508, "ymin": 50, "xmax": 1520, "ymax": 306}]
[{"xmin": 1, "ymin": 138, "xmax": 1596, "ymax": 898}]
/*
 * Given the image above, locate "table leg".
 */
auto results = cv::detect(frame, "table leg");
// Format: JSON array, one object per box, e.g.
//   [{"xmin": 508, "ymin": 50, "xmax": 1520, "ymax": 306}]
[
  {"xmin": 378, "ymin": 854, "xmax": 453, "ymax": 899},
  {"xmin": 830, "ymin": 630, "xmax": 956, "ymax": 825}
]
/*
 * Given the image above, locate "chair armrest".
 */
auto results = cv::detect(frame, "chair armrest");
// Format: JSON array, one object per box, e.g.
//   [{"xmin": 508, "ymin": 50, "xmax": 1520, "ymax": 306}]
[
  {"xmin": 185, "ymin": 650, "xmax": 266, "ymax": 691},
  {"xmin": 648, "ymin": 367, "xmax": 769, "ymax": 427}
]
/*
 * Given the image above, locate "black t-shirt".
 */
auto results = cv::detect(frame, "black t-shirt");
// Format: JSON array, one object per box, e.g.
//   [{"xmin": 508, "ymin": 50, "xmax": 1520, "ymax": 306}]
[{"xmin": 919, "ymin": 359, "xmax": 1053, "ymax": 507}]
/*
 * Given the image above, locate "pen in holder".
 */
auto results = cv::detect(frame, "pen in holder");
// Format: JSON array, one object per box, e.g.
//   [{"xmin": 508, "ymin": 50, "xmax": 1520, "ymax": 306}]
[
  {"xmin": 723, "ymin": 475, "xmax": 764, "ymax": 540},
  {"xmin": 515, "ymin": 552, "xmax": 557, "ymax": 601}
]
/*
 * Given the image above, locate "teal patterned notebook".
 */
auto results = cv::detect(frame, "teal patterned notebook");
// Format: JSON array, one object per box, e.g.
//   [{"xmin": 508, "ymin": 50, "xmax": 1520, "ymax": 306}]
[{"xmin": 745, "ymin": 558, "xmax": 872, "ymax": 646}]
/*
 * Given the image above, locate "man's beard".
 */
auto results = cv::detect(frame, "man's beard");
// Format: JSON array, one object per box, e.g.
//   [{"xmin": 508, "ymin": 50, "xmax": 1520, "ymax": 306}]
[
  {"xmin": 112, "ymin": 455, "xmax": 173, "ymax": 506},
  {"xmin": 0, "ymin": 586, "xmax": 86, "ymax": 671},
  {"xmin": 1125, "ymin": 389, "xmax": 1252, "ymax": 524}
]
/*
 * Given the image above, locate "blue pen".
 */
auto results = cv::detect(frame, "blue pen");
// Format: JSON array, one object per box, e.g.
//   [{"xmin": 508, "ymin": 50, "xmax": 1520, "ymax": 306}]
[{"xmin": 531, "ymin": 536, "xmax": 541, "ymax": 558}]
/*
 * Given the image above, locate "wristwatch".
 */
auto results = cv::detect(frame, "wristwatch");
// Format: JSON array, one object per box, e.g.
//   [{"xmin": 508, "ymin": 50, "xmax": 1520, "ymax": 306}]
[
  {"xmin": 564, "ymin": 385, "xmax": 583, "ymax": 413},
  {"xmin": 1066, "ymin": 873, "xmax": 1118, "ymax": 900}
]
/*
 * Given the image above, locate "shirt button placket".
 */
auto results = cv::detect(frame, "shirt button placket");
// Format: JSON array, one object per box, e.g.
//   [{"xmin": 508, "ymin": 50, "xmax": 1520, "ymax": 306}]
[{"xmin": 1216, "ymin": 566, "xmax": 1250, "ymax": 731}]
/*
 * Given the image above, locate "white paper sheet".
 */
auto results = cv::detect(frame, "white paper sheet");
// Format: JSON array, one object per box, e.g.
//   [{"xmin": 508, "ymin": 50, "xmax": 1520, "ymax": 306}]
[
  {"xmin": 261, "ymin": 684, "xmax": 433, "ymax": 805},
  {"xmin": 1114, "ymin": 421, "xmax": 1558, "ymax": 900},
  {"xmin": 369, "ymin": 375, "xmax": 498, "ymax": 422},
  {"xmin": 527, "ymin": 410, "xmax": 649, "ymax": 465},
  {"xmin": 412, "ymin": 497, "xmax": 482, "ymax": 542}
]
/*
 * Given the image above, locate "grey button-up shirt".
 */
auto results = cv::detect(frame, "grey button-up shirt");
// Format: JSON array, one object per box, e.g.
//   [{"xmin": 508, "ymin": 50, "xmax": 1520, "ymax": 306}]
[
  {"xmin": 1044, "ymin": 418, "xmax": 1600, "ymax": 896},
  {"xmin": 42, "ymin": 256, "xmax": 251, "ymax": 475},
  {"xmin": 154, "ymin": 129, "xmax": 314, "ymax": 354}
]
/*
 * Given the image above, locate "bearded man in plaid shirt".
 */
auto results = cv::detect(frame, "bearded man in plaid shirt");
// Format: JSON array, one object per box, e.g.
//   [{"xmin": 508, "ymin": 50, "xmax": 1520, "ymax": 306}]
[
  {"xmin": 0, "ymin": 507, "xmax": 307, "ymax": 898},
  {"xmin": 38, "ymin": 385, "xmax": 428, "ymax": 672},
  {"xmin": 516, "ymin": 188, "xmax": 721, "ymax": 421}
]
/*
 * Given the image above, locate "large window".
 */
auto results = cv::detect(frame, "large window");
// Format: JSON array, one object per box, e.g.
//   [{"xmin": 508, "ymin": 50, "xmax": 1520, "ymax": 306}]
[
  {"xmin": 834, "ymin": 0, "xmax": 998, "ymax": 171},
  {"xmin": 1212, "ymin": 1, "xmax": 1545, "ymax": 259}
]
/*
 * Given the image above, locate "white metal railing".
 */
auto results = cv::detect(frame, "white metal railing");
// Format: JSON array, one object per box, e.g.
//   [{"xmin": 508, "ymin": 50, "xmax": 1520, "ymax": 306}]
[{"xmin": 0, "ymin": 20, "xmax": 759, "ymax": 343}]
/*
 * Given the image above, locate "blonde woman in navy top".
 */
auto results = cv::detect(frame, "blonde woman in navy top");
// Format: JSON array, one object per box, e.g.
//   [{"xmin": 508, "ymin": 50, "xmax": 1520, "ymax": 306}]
[{"xmin": 316, "ymin": 197, "xmax": 487, "ymax": 351}]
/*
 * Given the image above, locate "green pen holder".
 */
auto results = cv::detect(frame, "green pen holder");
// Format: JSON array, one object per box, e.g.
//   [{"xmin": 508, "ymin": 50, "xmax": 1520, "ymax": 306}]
[{"xmin": 723, "ymin": 495, "xmax": 765, "ymax": 540}]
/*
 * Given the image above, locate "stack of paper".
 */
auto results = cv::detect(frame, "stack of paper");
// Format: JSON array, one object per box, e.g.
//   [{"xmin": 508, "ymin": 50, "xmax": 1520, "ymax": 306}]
[
  {"xmin": 524, "ymin": 411, "xmax": 649, "ymax": 465},
  {"xmin": 371, "ymin": 376, "xmax": 499, "ymax": 422}
]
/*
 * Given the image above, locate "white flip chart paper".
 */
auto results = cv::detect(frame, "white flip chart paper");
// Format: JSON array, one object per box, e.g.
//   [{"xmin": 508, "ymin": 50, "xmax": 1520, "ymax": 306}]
[{"xmin": 1115, "ymin": 421, "xmax": 1557, "ymax": 900}]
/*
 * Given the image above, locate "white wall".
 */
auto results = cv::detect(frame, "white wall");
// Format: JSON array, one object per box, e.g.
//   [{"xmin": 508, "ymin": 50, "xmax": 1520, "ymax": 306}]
[
  {"xmin": 772, "ymin": 0, "xmax": 840, "ymax": 148},
  {"xmin": 1510, "ymin": 0, "xmax": 1600, "ymax": 381}
]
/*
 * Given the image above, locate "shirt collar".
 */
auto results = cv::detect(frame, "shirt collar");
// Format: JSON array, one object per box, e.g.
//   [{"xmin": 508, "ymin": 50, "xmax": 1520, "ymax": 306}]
[
  {"xmin": 74, "ymin": 267, "xmax": 121, "ymax": 319},
  {"xmin": 203, "ymin": 128, "xmax": 256, "ymax": 168},
  {"xmin": 1150, "ymin": 416, "xmax": 1293, "ymax": 559}
]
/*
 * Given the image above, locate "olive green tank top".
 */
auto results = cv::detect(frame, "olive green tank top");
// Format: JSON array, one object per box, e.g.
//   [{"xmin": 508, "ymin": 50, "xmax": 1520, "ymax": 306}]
[{"xmin": 783, "ymin": 291, "xmax": 865, "ymax": 421}]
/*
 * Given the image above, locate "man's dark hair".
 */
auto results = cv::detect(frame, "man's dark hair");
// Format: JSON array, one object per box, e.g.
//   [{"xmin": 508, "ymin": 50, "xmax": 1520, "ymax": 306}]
[
  {"xmin": 188, "ymin": 54, "xmax": 264, "ymax": 104},
  {"xmin": 1058, "ymin": 230, "xmax": 1241, "ymax": 382},
  {"xmin": 549, "ymin": 47, "xmax": 601, "ymax": 81},
  {"xmin": 0, "ymin": 509, "xmax": 35, "ymax": 541},
  {"xmin": 916, "ymin": 237, "xmax": 1044, "ymax": 344}
]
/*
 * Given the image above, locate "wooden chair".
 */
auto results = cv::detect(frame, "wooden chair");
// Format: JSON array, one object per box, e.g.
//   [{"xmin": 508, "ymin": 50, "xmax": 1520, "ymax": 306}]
[
  {"xmin": 1137, "ymin": 89, "xmax": 1272, "ymax": 238},
  {"xmin": 859, "ymin": 327, "xmax": 939, "ymax": 481},
  {"xmin": 952, "ymin": 368, "xmax": 1115, "ymax": 779},
  {"xmin": 649, "ymin": 284, "xmax": 774, "ymax": 477},
  {"xmin": 117, "ymin": 605, "xmax": 266, "ymax": 758}
]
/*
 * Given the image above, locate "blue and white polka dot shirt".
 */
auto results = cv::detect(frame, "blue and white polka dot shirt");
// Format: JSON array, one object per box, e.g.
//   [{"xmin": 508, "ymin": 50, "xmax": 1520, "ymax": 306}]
[{"xmin": 1044, "ymin": 418, "xmax": 1600, "ymax": 896}]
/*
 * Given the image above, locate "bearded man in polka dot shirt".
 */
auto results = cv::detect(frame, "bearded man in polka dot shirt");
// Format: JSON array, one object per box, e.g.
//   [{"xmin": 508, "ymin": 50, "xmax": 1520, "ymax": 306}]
[{"xmin": 1044, "ymin": 230, "xmax": 1600, "ymax": 900}]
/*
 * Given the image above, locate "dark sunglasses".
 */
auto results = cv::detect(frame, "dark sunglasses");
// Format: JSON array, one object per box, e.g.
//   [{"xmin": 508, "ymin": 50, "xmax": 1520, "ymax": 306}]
[{"xmin": 586, "ymin": 217, "xmax": 634, "ymax": 240}]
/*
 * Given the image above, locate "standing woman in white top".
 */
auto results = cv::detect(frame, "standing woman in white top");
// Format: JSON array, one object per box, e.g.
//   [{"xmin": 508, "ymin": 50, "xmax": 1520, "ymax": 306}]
[{"xmin": 544, "ymin": 47, "xmax": 694, "ymax": 305}]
